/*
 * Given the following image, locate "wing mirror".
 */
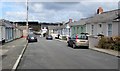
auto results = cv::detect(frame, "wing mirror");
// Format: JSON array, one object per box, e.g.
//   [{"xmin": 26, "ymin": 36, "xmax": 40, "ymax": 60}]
[{"xmin": 68, "ymin": 37, "xmax": 71, "ymax": 39}]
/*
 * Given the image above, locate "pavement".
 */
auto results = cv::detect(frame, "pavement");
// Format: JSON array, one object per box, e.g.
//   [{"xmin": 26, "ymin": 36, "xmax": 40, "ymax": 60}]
[
  {"xmin": 1, "ymin": 38, "xmax": 27, "ymax": 70},
  {"xmin": 55, "ymin": 39, "xmax": 120, "ymax": 57},
  {"xmin": 17, "ymin": 37, "xmax": 119, "ymax": 70}
]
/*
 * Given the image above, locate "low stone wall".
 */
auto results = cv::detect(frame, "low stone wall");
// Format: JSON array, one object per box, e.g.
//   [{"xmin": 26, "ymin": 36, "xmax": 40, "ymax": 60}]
[{"xmin": 88, "ymin": 36, "xmax": 99, "ymax": 48}]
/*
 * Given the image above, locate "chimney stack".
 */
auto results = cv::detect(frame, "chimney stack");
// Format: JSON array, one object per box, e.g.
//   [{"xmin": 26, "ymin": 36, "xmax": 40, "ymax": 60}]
[{"xmin": 97, "ymin": 7, "xmax": 103, "ymax": 14}]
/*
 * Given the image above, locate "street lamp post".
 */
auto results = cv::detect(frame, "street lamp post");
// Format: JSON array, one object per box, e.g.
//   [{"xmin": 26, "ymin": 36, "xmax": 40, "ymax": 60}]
[{"xmin": 26, "ymin": 0, "xmax": 29, "ymax": 37}]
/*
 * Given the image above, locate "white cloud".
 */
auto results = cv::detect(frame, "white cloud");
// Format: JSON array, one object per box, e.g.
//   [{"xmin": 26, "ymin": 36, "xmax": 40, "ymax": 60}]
[
  {"xmin": 4, "ymin": 11, "xmax": 26, "ymax": 21},
  {"xmin": 29, "ymin": 3, "xmax": 43, "ymax": 12},
  {"xmin": 2, "ymin": 2, "xmax": 119, "ymax": 22}
]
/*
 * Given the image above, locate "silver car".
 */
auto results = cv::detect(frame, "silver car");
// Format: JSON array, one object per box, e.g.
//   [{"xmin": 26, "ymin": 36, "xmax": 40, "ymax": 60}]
[{"xmin": 67, "ymin": 34, "xmax": 89, "ymax": 48}]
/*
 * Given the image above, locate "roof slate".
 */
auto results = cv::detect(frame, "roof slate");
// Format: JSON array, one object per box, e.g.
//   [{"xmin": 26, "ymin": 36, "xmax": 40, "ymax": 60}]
[
  {"xmin": 0, "ymin": 19, "xmax": 13, "ymax": 27},
  {"xmin": 69, "ymin": 9, "xmax": 120, "ymax": 26}
]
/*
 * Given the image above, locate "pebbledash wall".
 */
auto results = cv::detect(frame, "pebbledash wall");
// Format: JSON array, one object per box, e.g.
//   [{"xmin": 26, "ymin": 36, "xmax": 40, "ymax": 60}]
[
  {"xmin": 0, "ymin": 19, "xmax": 23, "ymax": 44},
  {"xmin": 86, "ymin": 9, "xmax": 120, "ymax": 37}
]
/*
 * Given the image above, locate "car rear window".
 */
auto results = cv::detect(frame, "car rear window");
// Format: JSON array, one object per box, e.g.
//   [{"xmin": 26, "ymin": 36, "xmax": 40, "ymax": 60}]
[
  {"xmin": 28, "ymin": 34, "xmax": 36, "ymax": 37},
  {"xmin": 71, "ymin": 34, "xmax": 88, "ymax": 40}
]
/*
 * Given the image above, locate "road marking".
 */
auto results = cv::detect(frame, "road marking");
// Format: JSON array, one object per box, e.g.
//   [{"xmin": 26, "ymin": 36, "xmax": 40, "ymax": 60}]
[{"xmin": 11, "ymin": 42, "xmax": 28, "ymax": 71}]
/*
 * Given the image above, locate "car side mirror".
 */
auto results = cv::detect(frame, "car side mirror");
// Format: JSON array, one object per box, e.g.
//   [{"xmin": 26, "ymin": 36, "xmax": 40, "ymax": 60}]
[{"xmin": 68, "ymin": 37, "xmax": 71, "ymax": 39}]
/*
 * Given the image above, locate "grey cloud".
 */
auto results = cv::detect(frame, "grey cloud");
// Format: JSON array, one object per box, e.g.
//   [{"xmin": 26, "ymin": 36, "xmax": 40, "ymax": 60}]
[
  {"xmin": 29, "ymin": 2, "xmax": 81, "ymax": 12},
  {"xmin": 2, "ymin": 2, "xmax": 118, "ymax": 23}
]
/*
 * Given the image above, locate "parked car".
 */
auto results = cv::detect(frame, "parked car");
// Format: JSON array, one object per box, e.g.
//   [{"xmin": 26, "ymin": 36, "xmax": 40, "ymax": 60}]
[
  {"xmin": 46, "ymin": 35, "xmax": 53, "ymax": 40},
  {"xmin": 67, "ymin": 34, "xmax": 89, "ymax": 48},
  {"xmin": 27, "ymin": 34, "xmax": 37, "ymax": 43}
]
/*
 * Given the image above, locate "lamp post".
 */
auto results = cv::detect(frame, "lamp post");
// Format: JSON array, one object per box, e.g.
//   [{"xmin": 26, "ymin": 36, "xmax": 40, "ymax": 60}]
[{"xmin": 26, "ymin": 0, "xmax": 29, "ymax": 38}]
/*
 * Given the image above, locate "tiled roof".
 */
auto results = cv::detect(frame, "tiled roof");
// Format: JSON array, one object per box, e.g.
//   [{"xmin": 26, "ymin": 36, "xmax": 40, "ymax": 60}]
[
  {"xmin": 0, "ymin": 19, "xmax": 13, "ymax": 27},
  {"xmin": 86, "ymin": 9, "xmax": 120, "ymax": 24},
  {"xmin": 69, "ymin": 9, "xmax": 119, "ymax": 26},
  {"xmin": 69, "ymin": 18, "xmax": 88, "ymax": 26},
  {"xmin": 0, "ymin": 19, "xmax": 3, "ymax": 26},
  {"xmin": 48, "ymin": 24, "xmax": 66, "ymax": 30}
]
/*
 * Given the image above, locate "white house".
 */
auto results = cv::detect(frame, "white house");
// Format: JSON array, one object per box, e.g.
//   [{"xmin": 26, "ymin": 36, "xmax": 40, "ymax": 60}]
[
  {"xmin": 86, "ymin": 9, "xmax": 120, "ymax": 37},
  {"xmin": 85, "ymin": 9, "xmax": 120, "ymax": 49},
  {"xmin": 0, "ymin": 20, "xmax": 5, "ymax": 43},
  {"xmin": 57, "ymin": 19, "xmax": 72, "ymax": 38},
  {"xmin": 48, "ymin": 19, "xmax": 72, "ymax": 39},
  {"xmin": 41, "ymin": 27, "xmax": 48, "ymax": 37},
  {"xmin": 0, "ymin": 19, "xmax": 23, "ymax": 44}
]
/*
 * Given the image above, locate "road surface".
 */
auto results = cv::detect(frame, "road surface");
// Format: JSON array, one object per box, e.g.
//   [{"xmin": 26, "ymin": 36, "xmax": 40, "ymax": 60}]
[{"xmin": 17, "ymin": 37, "xmax": 119, "ymax": 70}]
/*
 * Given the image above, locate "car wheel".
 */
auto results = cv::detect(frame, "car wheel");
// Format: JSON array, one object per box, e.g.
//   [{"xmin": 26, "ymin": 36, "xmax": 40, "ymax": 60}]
[
  {"xmin": 36, "ymin": 40, "xmax": 37, "ymax": 42},
  {"xmin": 72, "ymin": 44, "xmax": 76, "ymax": 49},
  {"xmin": 67, "ymin": 43, "xmax": 70, "ymax": 46},
  {"xmin": 28, "ymin": 40, "xmax": 30, "ymax": 43}
]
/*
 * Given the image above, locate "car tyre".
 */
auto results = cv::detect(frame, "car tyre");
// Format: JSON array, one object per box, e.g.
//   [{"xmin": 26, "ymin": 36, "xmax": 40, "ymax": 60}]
[
  {"xmin": 72, "ymin": 44, "xmax": 76, "ymax": 49},
  {"xmin": 36, "ymin": 40, "xmax": 37, "ymax": 42},
  {"xmin": 28, "ymin": 40, "xmax": 30, "ymax": 43},
  {"xmin": 67, "ymin": 43, "xmax": 70, "ymax": 46}
]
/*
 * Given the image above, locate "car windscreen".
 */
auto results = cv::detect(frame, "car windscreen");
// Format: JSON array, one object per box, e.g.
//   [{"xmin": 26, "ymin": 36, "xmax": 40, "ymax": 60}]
[{"xmin": 48, "ymin": 35, "xmax": 52, "ymax": 37}]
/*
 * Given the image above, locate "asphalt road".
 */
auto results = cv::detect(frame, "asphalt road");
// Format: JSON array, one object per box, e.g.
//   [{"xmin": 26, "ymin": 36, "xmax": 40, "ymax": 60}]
[{"xmin": 17, "ymin": 37, "xmax": 119, "ymax": 69}]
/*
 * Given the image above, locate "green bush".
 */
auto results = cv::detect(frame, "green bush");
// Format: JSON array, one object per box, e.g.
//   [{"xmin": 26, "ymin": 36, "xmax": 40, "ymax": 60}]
[
  {"xmin": 113, "ymin": 36, "xmax": 120, "ymax": 51},
  {"xmin": 98, "ymin": 37, "xmax": 108, "ymax": 49},
  {"xmin": 97, "ymin": 36, "xmax": 120, "ymax": 51}
]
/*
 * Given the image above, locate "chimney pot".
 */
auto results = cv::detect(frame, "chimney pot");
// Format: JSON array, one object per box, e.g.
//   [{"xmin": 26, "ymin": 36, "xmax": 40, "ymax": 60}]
[{"xmin": 97, "ymin": 7, "xmax": 103, "ymax": 14}]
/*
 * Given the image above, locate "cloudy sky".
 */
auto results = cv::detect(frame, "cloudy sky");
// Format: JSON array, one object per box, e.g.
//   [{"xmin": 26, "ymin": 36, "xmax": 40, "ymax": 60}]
[{"xmin": 0, "ymin": 0, "xmax": 119, "ymax": 23}]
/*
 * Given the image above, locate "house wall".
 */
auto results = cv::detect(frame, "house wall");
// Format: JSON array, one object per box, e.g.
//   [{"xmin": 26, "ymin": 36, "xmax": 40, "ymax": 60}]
[
  {"xmin": 119, "ymin": 21, "xmax": 120, "ymax": 36},
  {"xmin": 86, "ymin": 23, "xmax": 96, "ymax": 35},
  {"xmin": 101, "ymin": 23, "xmax": 108, "ymax": 36},
  {"xmin": 86, "ymin": 21, "xmax": 119, "ymax": 37},
  {"xmin": 86, "ymin": 24, "xmax": 91, "ymax": 35},
  {"xmin": 5, "ymin": 27, "xmax": 13, "ymax": 42},
  {"xmin": 0, "ymin": 26, "xmax": 5, "ymax": 42},
  {"xmin": 71, "ymin": 25, "xmax": 86, "ymax": 36},
  {"xmin": 97, "ymin": 23, "xmax": 102, "ymax": 34},
  {"xmin": 13, "ymin": 28, "xmax": 16, "ymax": 39},
  {"xmin": 112, "ymin": 21, "xmax": 119, "ymax": 36},
  {"xmin": 0, "ymin": 26, "xmax": 2, "ymax": 42},
  {"xmin": 71, "ymin": 26, "xmax": 75, "ymax": 35},
  {"xmin": 93, "ymin": 24, "xmax": 98, "ymax": 35}
]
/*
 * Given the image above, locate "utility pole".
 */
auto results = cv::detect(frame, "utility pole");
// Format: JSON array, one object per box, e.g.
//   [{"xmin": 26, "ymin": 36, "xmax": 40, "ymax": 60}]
[{"xmin": 26, "ymin": 0, "xmax": 29, "ymax": 37}]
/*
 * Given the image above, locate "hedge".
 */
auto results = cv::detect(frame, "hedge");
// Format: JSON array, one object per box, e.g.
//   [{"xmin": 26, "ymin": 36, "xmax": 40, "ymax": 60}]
[{"xmin": 97, "ymin": 36, "xmax": 120, "ymax": 51}]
